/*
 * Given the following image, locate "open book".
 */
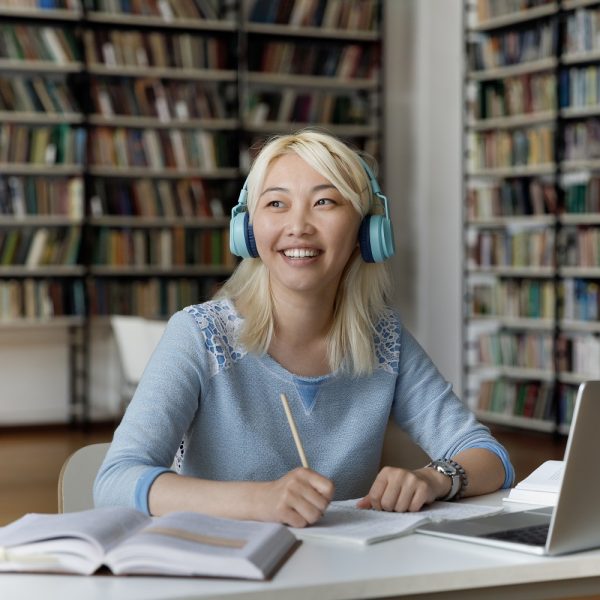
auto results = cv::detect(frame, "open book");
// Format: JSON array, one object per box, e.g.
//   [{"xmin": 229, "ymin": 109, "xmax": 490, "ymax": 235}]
[
  {"xmin": 503, "ymin": 460, "xmax": 564, "ymax": 506},
  {"xmin": 0, "ymin": 507, "xmax": 297, "ymax": 579},
  {"xmin": 290, "ymin": 499, "xmax": 502, "ymax": 545}
]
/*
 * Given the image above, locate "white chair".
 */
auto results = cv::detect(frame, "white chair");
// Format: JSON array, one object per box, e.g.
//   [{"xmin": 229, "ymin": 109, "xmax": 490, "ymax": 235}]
[
  {"xmin": 110, "ymin": 315, "xmax": 167, "ymax": 409},
  {"xmin": 57, "ymin": 442, "xmax": 110, "ymax": 513}
]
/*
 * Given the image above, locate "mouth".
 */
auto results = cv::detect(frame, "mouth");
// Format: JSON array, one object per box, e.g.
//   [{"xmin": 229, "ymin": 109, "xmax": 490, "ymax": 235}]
[{"xmin": 281, "ymin": 248, "xmax": 321, "ymax": 259}]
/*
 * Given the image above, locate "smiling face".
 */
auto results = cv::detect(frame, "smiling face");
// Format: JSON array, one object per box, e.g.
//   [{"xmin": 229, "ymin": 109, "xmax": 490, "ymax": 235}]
[{"xmin": 252, "ymin": 152, "xmax": 362, "ymax": 303}]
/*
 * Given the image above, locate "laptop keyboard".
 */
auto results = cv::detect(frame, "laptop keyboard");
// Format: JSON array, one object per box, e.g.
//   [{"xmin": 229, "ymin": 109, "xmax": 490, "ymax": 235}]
[{"xmin": 482, "ymin": 523, "xmax": 549, "ymax": 546}]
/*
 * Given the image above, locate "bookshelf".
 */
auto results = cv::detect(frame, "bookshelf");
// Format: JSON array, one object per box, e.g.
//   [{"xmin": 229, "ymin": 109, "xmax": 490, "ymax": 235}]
[
  {"xmin": 0, "ymin": 0, "xmax": 87, "ymax": 423},
  {"xmin": 82, "ymin": 0, "xmax": 239, "ymax": 319},
  {"xmin": 0, "ymin": 0, "xmax": 384, "ymax": 424},
  {"xmin": 464, "ymin": 0, "xmax": 600, "ymax": 436},
  {"xmin": 241, "ymin": 0, "xmax": 382, "ymax": 166}
]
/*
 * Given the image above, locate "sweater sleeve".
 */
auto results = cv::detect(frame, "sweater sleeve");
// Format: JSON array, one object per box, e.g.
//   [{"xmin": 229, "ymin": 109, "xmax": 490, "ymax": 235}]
[
  {"xmin": 94, "ymin": 310, "xmax": 206, "ymax": 512},
  {"xmin": 390, "ymin": 324, "xmax": 515, "ymax": 488}
]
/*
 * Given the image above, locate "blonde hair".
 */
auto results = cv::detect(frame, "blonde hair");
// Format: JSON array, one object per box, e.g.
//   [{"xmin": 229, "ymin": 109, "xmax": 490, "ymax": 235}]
[{"xmin": 216, "ymin": 130, "xmax": 391, "ymax": 376}]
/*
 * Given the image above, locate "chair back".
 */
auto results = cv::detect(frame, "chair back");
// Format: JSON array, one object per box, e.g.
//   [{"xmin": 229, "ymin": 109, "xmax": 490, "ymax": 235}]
[
  {"xmin": 110, "ymin": 315, "xmax": 167, "ymax": 387},
  {"xmin": 58, "ymin": 442, "xmax": 110, "ymax": 512}
]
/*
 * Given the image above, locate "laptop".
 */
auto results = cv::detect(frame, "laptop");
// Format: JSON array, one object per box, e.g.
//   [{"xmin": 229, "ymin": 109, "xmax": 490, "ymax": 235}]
[{"xmin": 417, "ymin": 380, "xmax": 600, "ymax": 556}]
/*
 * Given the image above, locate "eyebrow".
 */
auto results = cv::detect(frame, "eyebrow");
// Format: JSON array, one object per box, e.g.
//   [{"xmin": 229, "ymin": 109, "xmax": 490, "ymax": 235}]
[{"xmin": 259, "ymin": 183, "xmax": 338, "ymax": 197}]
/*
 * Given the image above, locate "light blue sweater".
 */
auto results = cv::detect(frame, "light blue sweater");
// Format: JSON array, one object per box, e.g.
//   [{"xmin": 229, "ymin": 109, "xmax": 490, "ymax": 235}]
[{"xmin": 94, "ymin": 299, "xmax": 514, "ymax": 514}]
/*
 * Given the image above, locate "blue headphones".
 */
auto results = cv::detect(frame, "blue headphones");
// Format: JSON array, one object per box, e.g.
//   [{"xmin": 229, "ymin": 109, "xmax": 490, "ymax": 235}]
[{"xmin": 229, "ymin": 157, "xmax": 395, "ymax": 263}]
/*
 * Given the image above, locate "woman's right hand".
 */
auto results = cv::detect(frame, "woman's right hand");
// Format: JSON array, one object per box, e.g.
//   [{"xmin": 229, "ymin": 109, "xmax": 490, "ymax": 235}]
[{"xmin": 261, "ymin": 467, "xmax": 334, "ymax": 527}]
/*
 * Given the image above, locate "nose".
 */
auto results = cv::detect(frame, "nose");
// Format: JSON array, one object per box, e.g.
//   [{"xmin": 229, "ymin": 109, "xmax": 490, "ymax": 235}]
[{"xmin": 286, "ymin": 204, "xmax": 315, "ymax": 236}]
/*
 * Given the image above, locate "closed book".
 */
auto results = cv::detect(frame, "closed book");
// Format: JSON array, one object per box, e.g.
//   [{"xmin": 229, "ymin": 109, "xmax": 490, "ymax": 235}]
[{"xmin": 25, "ymin": 228, "xmax": 49, "ymax": 267}]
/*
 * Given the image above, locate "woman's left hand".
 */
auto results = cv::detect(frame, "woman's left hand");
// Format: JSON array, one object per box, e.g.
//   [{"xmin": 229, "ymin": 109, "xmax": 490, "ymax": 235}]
[{"xmin": 356, "ymin": 466, "xmax": 451, "ymax": 512}]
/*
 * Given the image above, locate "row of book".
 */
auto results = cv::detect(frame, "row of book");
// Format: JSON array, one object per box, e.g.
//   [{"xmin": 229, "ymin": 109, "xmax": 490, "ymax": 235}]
[
  {"xmin": 474, "ymin": 0, "xmax": 554, "ymax": 24},
  {"xmin": 0, "ymin": 176, "xmax": 83, "ymax": 217},
  {"xmin": 562, "ymin": 278, "xmax": 600, "ymax": 322},
  {"xmin": 556, "ymin": 333, "xmax": 600, "ymax": 377},
  {"xmin": 561, "ymin": 227, "xmax": 600, "ymax": 268},
  {"xmin": 564, "ymin": 120, "xmax": 600, "ymax": 161},
  {"xmin": 469, "ymin": 277, "xmax": 600, "ymax": 324},
  {"xmin": 83, "ymin": 30, "xmax": 230, "ymax": 71},
  {"xmin": 245, "ymin": 90, "xmax": 369, "ymax": 126},
  {"xmin": 0, "ymin": 124, "xmax": 86, "ymax": 165},
  {"xmin": 83, "ymin": 0, "xmax": 223, "ymax": 20},
  {"xmin": 91, "ymin": 78, "xmax": 232, "ymax": 120},
  {"xmin": 468, "ymin": 21, "xmax": 557, "ymax": 71},
  {"xmin": 477, "ymin": 330, "xmax": 553, "ymax": 370},
  {"xmin": 0, "ymin": 76, "xmax": 79, "ymax": 114},
  {"xmin": 564, "ymin": 6, "xmax": 600, "ymax": 55},
  {"xmin": 0, "ymin": 0, "xmax": 81, "ymax": 9},
  {"xmin": 0, "ymin": 25, "xmax": 79, "ymax": 64},
  {"xmin": 466, "ymin": 178, "xmax": 557, "ymax": 219},
  {"xmin": 560, "ymin": 66, "xmax": 600, "ymax": 110},
  {"xmin": 563, "ymin": 177, "xmax": 600, "ymax": 213},
  {"xmin": 469, "ymin": 279, "xmax": 555, "ymax": 320},
  {"xmin": 476, "ymin": 379, "xmax": 554, "ymax": 423},
  {"xmin": 557, "ymin": 383, "xmax": 577, "ymax": 426},
  {"xmin": 88, "ymin": 277, "xmax": 220, "ymax": 317},
  {"xmin": 470, "ymin": 126, "xmax": 554, "ymax": 169},
  {"xmin": 0, "ymin": 278, "xmax": 85, "ymax": 320},
  {"xmin": 88, "ymin": 127, "xmax": 234, "ymax": 170},
  {"xmin": 248, "ymin": 41, "xmax": 378, "ymax": 79},
  {"xmin": 89, "ymin": 178, "xmax": 227, "ymax": 219},
  {"xmin": 475, "ymin": 73, "xmax": 555, "ymax": 120},
  {"xmin": 468, "ymin": 228, "xmax": 555, "ymax": 268},
  {"xmin": 248, "ymin": 0, "xmax": 378, "ymax": 31},
  {"xmin": 91, "ymin": 227, "xmax": 234, "ymax": 268},
  {"xmin": 0, "ymin": 225, "xmax": 81, "ymax": 266}
]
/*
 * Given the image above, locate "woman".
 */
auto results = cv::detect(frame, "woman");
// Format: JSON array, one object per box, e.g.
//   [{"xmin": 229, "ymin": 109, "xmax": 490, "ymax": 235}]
[{"xmin": 94, "ymin": 130, "xmax": 513, "ymax": 527}]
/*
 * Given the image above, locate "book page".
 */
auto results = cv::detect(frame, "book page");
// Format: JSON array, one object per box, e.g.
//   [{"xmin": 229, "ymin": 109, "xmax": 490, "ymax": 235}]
[
  {"xmin": 105, "ymin": 511, "xmax": 296, "ymax": 579},
  {"xmin": 514, "ymin": 460, "xmax": 564, "ymax": 493},
  {"xmin": 0, "ymin": 507, "xmax": 148, "ymax": 574},
  {"xmin": 290, "ymin": 499, "xmax": 502, "ymax": 545}
]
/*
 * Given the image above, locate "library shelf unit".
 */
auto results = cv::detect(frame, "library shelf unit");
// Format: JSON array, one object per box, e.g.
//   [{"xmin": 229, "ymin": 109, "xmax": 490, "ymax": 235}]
[
  {"xmin": 0, "ymin": 0, "xmax": 88, "ymax": 423},
  {"xmin": 82, "ymin": 0, "xmax": 240, "ymax": 326},
  {"xmin": 0, "ymin": 0, "xmax": 384, "ymax": 424},
  {"xmin": 240, "ymin": 0, "xmax": 382, "ymax": 164},
  {"xmin": 464, "ymin": 0, "xmax": 600, "ymax": 437}
]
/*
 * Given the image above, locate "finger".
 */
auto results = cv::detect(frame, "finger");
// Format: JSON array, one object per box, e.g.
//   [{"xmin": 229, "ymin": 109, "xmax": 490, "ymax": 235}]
[
  {"xmin": 300, "ymin": 469, "xmax": 335, "ymax": 500},
  {"xmin": 356, "ymin": 497, "xmax": 371, "ymax": 509},
  {"xmin": 288, "ymin": 494, "xmax": 327, "ymax": 527},
  {"xmin": 288, "ymin": 469, "xmax": 334, "ymax": 508},
  {"xmin": 380, "ymin": 477, "xmax": 405, "ymax": 511},
  {"xmin": 407, "ymin": 484, "xmax": 430, "ymax": 513},
  {"xmin": 299, "ymin": 481, "xmax": 332, "ymax": 514},
  {"xmin": 365, "ymin": 475, "xmax": 388, "ymax": 511},
  {"xmin": 388, "ymin": 473, "xmax": 419, "ymax": 512}
]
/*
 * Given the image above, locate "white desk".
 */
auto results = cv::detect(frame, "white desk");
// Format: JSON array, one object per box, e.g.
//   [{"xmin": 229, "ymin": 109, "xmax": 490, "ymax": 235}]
[{"xmin": 2, "ymin": 492, "xmax": 600, "ymax": 600}]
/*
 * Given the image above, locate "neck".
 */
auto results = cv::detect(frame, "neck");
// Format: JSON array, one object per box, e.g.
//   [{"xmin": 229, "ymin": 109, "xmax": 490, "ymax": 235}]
[
  {"xmin": 268, "ymin": 287, "xmax": 337, "ymax": 376},
  {"xmin": 272, "ymin": 287, "xmax": 335, "ymax": 345}
]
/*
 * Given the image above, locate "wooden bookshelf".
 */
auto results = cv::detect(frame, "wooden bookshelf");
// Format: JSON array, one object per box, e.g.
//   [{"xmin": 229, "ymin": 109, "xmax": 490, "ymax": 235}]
[
  {"xmin": 0, "ymin": 0, "xmax": 384, "ymax": 424},
  {"xmin": 464, "ymin": 0, "xmax": 600, "ymax": 436},
  {"xmin": 241, "ymin": 0, "xmax": 382, "ymax": 162}
]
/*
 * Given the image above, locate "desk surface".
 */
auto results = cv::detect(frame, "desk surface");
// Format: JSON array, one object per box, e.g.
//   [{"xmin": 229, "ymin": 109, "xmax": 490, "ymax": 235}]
[{"xmin": 2, "ymin": 492, "xmax": 600, "ymax": 600}]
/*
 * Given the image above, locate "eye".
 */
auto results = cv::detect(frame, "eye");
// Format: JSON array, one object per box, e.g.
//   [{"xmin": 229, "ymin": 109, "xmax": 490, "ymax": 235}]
[
  {"xmin": 267, "ymin": 200, "xmax": 283, "ymax": 208},
  {"xmin": 315, "ymin": 198, "xmax": 335, "ymax": 206}
]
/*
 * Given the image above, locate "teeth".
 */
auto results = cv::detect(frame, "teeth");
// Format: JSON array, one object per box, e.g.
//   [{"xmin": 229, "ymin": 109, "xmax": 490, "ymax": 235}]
[{"xmin": 283, "ymin": 248, "xmax": 319, "ymax": 258}]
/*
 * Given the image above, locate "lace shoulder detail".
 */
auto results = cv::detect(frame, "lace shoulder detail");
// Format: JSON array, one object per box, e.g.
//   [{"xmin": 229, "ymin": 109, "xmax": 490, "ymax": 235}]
[
  {"xmin": 184, "ymin": 299, "xmax": 246, "ymax": 377},
  {"xmin": 374, "ymin": 308, "xmax": 401, "ymax": 374}
]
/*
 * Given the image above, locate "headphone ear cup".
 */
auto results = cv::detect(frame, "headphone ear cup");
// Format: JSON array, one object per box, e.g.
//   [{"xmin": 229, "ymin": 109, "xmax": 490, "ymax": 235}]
[
  {"xmin": 229, "ymin": 210, "xmax": 258, "ymax": 258},
  {"xmin": 245, "ymin": 213, "xmax": 258, "ymax": 258},
  {"xmin": 358, "ymin": 215, "xmax": 375, "ymax": 263},
  {"xmin": 359, "ymin": 214, "xmax": 396, "ymax": 263}
]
